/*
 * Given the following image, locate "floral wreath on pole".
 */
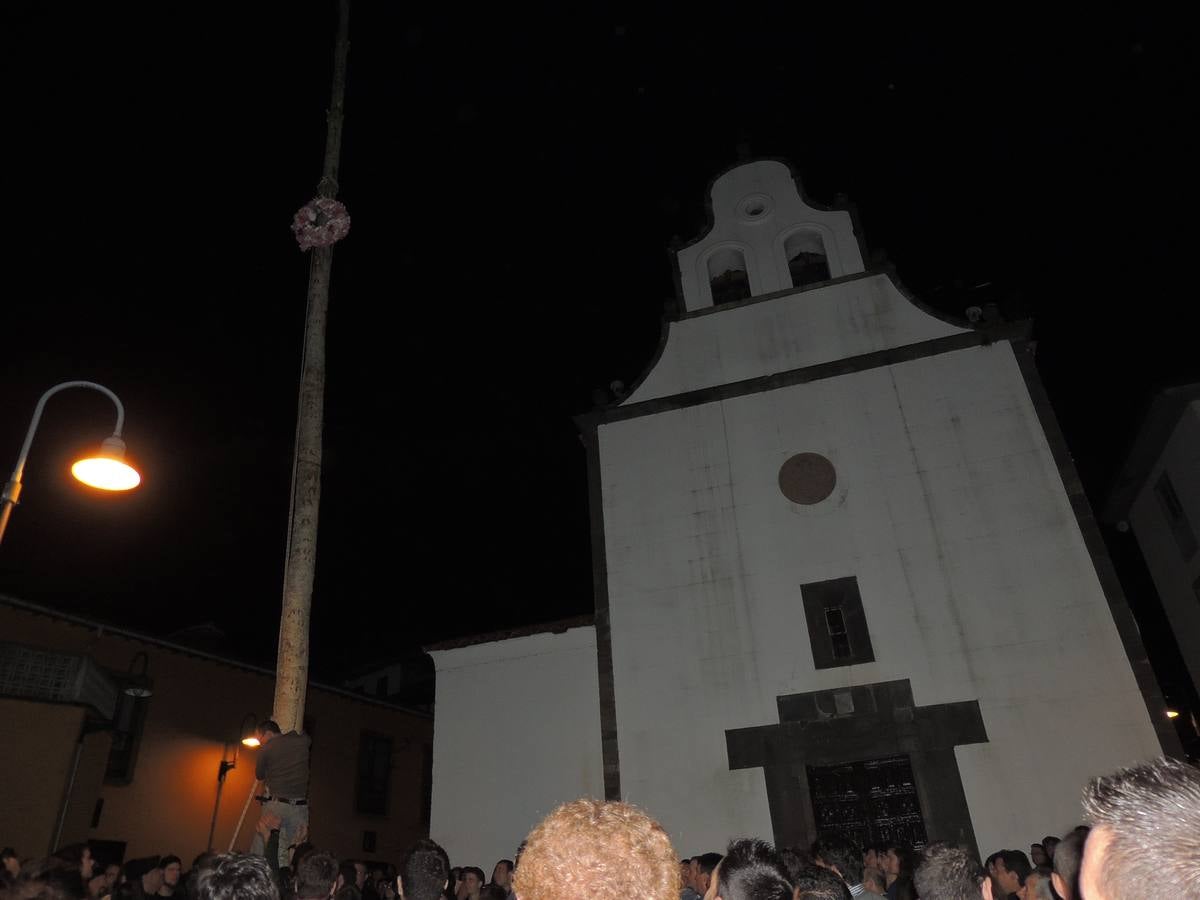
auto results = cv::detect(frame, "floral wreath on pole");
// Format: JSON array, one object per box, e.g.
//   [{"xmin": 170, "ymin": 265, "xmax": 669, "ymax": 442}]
[{"xmin": 291, "ymin": 197, "xmax": 351, "ymax": 251}]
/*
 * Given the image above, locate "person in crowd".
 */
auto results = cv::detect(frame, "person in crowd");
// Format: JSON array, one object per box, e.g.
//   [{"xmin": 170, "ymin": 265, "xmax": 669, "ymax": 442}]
[
  {"xmin": 811, "ymin": 836, "xmax": 863, "ymax": 897},
  {"xmin": 775, "ymin": 849, "xmax": 807, "ymax": 886},
  {"xmin": 681, "ymin": 859, "xmax": 701, "ymax": 900},
  {"xmin": 335, "ymin": 862, "xmax": 360, "ymax": 900},
  {"xmin": 991, "ymin": 850, "xmax": 1030, "ymax": 900},
  {"xmin": 195, "ymin": 855, "xmax": 278, "ymax": 900},
  {"xmin": 513, "ymin": 798, "xmax": 679, "ymax": 900},
  {"xmin": 1020, "ymin": 867, "xmax": 1053, "ymax": 900},
  {"xmin": 486, "ymin": 862, "xmax": 511, "ymax": 896},
  {"xmin": 703, "ymin": 840, "xmax": 790, "ymax": 900},
  {"xmin": 879, "ymin": 844, "xmax": 914, "ymax": 900},
  {"xmin": 294, "ymin": 851, "xmax": 337, "ymax": 900},
  {"xmin": 250, "ymin": 720, "xmax": 312, "ymax": 876},
  {"xmin": 103, "ymin": 864, "xmax": 122, "ymax": 896},
  {"xmin": 913, "ymin": 842, "xmax": 993, "ymax": 900},
  {"xmin": 793, "ymin": 866, "xmax": 851, "ymax": 900},
  {"xmin": 694, "ymin": 854, "xmax": 722, "ymax": 900},
  {"xmin": 157, "ymin": 858, "xmax": 181, "ymax": 899},
  {"xmin": 1049, "ymin": 829, "xmax": 1086, "ymax": 900},
  {"xmin": 86, "ymin": 869, "xmax": 109, "ymax": 899},
  {"xmin": 859, "ymin": 867, "xmax": 886, "ymax": 896},
  {"xmin": 2, "ymin": 849, "xmax": 21, "ymax": 883},
  {"xmin": 456, "ymin": 869, "xmax": 482, "ymax": 900},
  {"xmin": 112, "ymin": 858, "xmax": 162, "ymax": 900},
  {"xmin": 395, "ymin": 839, "xmax": 448, "ymax": 900},
  {"xmin": 1079, "ymin": 756, "xmax": 1200, "ymax": 900},
  {"xmin": 1028, "ymin": 844, "xmax": 1048, "ymax": 869},
  {"xmin": 1040, "ymin": 837, "xmax": 1059, "ymax": 864}
]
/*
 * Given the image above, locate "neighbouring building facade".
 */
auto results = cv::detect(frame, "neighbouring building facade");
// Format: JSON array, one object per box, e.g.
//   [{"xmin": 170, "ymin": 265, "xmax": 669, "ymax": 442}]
[
  {"xmin": 1105, "ymin": 384, "xmax": 1200, "ymax": 703},
  {"xmin": 428, "ymin": 160, "xmax": 1177, "ymax": 866},
  {"xmin": 0, "ymin": 594, "xmax": 432, "ymax": 864}
]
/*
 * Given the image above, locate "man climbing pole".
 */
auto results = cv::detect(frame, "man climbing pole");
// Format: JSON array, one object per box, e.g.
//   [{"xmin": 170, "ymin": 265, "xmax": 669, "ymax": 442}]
[{"xmin": 249, "ymin": 720, "xmax": 312, "ymax": 874}]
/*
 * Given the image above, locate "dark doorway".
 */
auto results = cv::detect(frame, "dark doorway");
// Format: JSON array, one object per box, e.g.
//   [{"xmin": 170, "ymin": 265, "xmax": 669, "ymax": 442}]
[{"xmin": 808, "ymin": 755, "xmax": 928, "ymax": 849}]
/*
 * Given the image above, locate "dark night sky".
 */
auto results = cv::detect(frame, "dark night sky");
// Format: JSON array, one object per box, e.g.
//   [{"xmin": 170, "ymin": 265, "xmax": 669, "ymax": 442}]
[{"xmin": 2, "ymin": 4, "xmax": 1197, "ymax": 703}]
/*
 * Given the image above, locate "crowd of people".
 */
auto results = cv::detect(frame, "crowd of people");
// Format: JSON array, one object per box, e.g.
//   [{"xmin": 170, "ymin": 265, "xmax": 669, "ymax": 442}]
[{"xmin": 2, "ymin": 756, "xmax": 1196, "ymax": 900}]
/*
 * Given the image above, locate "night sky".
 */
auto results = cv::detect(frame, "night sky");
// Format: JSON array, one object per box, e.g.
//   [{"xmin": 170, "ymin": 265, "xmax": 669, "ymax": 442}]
[{"xmin": 2, "ymin": 4, "xmax": 1197, "ymax": 714}]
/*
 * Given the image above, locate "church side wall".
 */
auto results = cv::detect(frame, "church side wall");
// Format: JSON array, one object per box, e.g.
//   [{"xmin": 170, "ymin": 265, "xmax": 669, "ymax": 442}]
[
  {"xmin": 599, "ymin": 341, "xmax": 1161, "ymax": 858},
  {"xmin": 428, "ymin": 627, "xmax": 603, "ymax": 870},
  {"xmin": 1129, "ymin": 400, "xmax": 1200, "ymax": 694}
]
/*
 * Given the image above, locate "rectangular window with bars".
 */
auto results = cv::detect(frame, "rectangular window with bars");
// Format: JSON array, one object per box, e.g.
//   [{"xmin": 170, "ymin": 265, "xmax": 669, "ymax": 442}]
[{"xmin": 802, "ymin": 577, "xmax": 875, "ymax": 669}]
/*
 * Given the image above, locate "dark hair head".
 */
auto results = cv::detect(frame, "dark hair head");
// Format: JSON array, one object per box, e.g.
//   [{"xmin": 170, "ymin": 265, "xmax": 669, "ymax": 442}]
[
  {"xmin": 192, "ymin": 853, "xmax": 217, "ymax": 871},
  {"xmin": 295, "ymin": 852, "xmax": 338, "ymax": 900},
  {"xmin": 697, "ymin": 854, "xmax": 722, "ymax": 878},
  {"xmin": 811, "ymin": 835, "xmax": 862, "ymax": 885},
  {"xmin": 716, "ymin": 839, "xmax": 791, "ymax": 900},
  {"xmin": 160, "ymin": 857, "xmax": 181, "ymax": 870},
  {"xmin": 998, "ymin": 850, "xmax": 1032, "ymax": 885},
  {"xmin": 399, "ymin": 839, "xmax": 449, "ymax": 900},
  {"xmin": 492, "ymin": 860, "xmax": 513, "ymax": 877},
  {"xmin": 2, "ymin": 849, "xmax": 19, "ymax": 862},
  {"xmin": 1051, "ymin": 828, "xmax": 1086, "ymax": 898},
  {"xmin": 461, "ymin": 867, "xmax": 485, "ymax": 885},
  {"xmin": 338, "ymin": 862, "xmax": 358, "ymax": 886},
  {"xmin": 792, "ymin": 865, "xmax": 851, "ymax": 900},
  {"xmin": 1082, "ymin": 756, "xmax": 1200, "ymax": 898},
  {"xmin": 196, "ymin": 855, "xmax": 278, "ymax": 900},
  {"xmin": 259, "ymin": 720, "xmax": 282, "ymax": 735},
  {"xmin": 777, "ymin": 848, "xmax": 808, "ymax": 885},
  {"xmin": 913, "ymin": 843, "xmax": 985, "ymax": 900}
]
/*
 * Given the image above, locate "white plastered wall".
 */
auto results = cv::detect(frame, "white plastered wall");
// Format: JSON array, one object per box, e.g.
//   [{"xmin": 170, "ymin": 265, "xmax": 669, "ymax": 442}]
[
  {"xmin": 599, "ymin": 341, "xmax": 1161, "ymax": 858},
  {"xmin": 1128, "ymin": 399, "xmax": 1200, "ymax": 694},
  {"xmin": 428, "ymin": 626, "xmax": 604, "ymax": 869}
]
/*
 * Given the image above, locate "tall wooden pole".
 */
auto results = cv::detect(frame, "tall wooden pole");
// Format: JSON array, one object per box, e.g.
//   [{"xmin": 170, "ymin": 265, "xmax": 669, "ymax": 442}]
[{"xmin": 273, "ymin": 0, "xmax": 350, "ymax": 733}]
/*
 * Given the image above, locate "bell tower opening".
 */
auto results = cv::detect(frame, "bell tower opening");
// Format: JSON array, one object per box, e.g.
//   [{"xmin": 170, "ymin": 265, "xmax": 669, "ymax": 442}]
[
  {"xmin": 708, "ymin": 248, "xmax": 751, "ymax": 305},
  {"xmin": 785, "ymin": 230, "xmax": 831, "ymax": 288}
]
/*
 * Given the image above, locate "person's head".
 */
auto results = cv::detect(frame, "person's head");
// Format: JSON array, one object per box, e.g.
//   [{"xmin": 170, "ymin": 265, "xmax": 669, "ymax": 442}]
[
  {"xmin": 1050, "ymin": 828, "xmax": 1086, "ymax": 900},
  {"xmin": 1020, "ymin": 868, "xmax": 1054, "ymax": 900},
  {"xmin": 811, "ymin": 835, "xmax": 862, "ymax": 886},
  {"xmin": 1080, "ymin": 756, "xmax": 1200, "ymax": 900},
  {"xmin": 881, "ymin": 844, "xmax": 912, "ymax": 880},
  {"xmin": 459, "ymin": 868, "xmax": 484, "ymax": 897},
  {"xmin": 489, "ymin": 861, "xmax": 512, "ymax": 890},
  {"xmin": 993, "ymin": 851, "xmax": 1030, "ymax": 896},
  {"xmin": 396, "ymin": 839, "xmax": 449, "ymax": 900},
  {"xmin": 141, "ymin": 862, "xmax": 165, "ymax": 895},
  {"xmin": 53, "ymin": 844, "xmax": 94, "ymax": 881},
  {"xmin": 913, "ymin": 843, "xmax": 992, "ymax": 900},
  {"xmin": 104, "ymin": 864, "xmax": 121, "ymax": 890},
  {"xmin": 513, "ymin": 798, "xmax": 679, "ymax": 900},
  {"xmin": 295, "ymin": 851, "xmax": 338, "ymax": 900},
  {"xmin": 704, "ymin": 840, "xmax": 788, "ymax": 900},
  {"xmin": 1040, "ymin": 837, "xmax": 1059, "ymax": 862},
  {"xmin": 1029, "ymin": 844, "xmax": 1048, "ymax": 868},
  {"xmin": 256, "ymin": 720, "xmax": 282, "ymax": 746},
  {"xmin": 3, "ymin": 849, "xmax": 22, "ymax": 879},
  {"xmin": 337, "ymin": 862, "xmax": 358, "ymax": 894},
  {"xmin": 695, "ymin": 854, "xmax": 722, "ymax": 897},
  {"xmin": 862, "ymin": 847, "xmax": 878, "ymax": 872},
  {"xmin": 792, "ymin": 865, "xmax": 851, "ymax": 900},
  {"xmin": 87, "ymin": 870, "xmax": 109, "ymax": 898},
  {"xmin": 776, "ymin": 848, "xmax": 806, "ymax": 886},
  {"xmin": 160, "ymin": 857, "xmax": 182, "ymax": 888},
  {"xmin": 680, "ymin": 861, "xmax": 692, "ymax": 890},
  {"xmin": 196, "ymin": 854, "xmax": 279, "ymax": 900},
  {"xmin": 688, "ymin": 858, "xmax": 701, "ymax": 891}
]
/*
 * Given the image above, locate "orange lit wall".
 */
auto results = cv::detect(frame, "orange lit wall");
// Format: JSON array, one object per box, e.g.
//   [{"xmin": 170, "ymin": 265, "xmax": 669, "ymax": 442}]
[{"xmin": 0, "ymin": 603, "xmax": 433, "ymax": 865}]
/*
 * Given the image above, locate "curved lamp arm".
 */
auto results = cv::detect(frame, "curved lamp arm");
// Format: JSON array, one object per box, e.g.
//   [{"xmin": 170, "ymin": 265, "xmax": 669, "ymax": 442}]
[{"xmin": 0, "ymin": 380, "xmax": 128, "ymax": 544}]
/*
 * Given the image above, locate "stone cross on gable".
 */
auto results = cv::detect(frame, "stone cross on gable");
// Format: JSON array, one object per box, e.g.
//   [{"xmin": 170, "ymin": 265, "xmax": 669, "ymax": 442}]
[{"xmin": 726, "ymin": 679, "xmax": 989, "ymax": 856}]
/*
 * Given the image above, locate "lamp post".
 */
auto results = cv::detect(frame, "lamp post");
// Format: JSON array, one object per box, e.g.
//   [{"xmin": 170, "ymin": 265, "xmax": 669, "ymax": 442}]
[{"xmin": 0, "ymin": 380, "xmax": 141, "ymax": 544}]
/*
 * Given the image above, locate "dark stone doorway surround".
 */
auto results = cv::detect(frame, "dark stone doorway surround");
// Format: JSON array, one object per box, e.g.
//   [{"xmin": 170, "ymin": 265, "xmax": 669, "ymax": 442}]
[{"xmin": 726, "ymin": 679, "xmax": 989, "ymax": 856}]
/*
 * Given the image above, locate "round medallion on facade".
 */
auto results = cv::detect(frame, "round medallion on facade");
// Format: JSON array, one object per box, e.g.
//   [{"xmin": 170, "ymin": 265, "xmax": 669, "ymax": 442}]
[
  {"xmin": 737, "ymin": 193, "xmax": 774, "ymax": 223},
  {"xmin": 778, "ymin": 453, "xmax": 836, "ymax": 505}
]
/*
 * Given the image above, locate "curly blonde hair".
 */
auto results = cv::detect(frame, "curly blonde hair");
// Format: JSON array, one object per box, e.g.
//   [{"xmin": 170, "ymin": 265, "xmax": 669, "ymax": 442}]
[{"xmin": 513, "ymin": 798, "xmax": 680, "ymax": 900}]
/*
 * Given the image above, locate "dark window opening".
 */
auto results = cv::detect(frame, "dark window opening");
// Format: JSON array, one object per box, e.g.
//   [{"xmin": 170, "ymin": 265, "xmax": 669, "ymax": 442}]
[
  {"xmin": 708, "ymin": 248, "xmax": 751, "ymax": 305},
  {"xmin": 802, "ymin": 577, "xmax": 875, "ymax": 669},
  {"xmin": 104, "ymin": 689, "xmax": 150, "ymax": 784},
  {"xmin": 825, "ymin": 607, "xmax": 852, "ymax": 659},
  {"xmin": 1155, "ymin": 471, "xmax": 1197, "ymax": 559},
  {"xmin": 356, "ymin": 731, "xmax": 393, "ymax": 816},
  {"xmin": 785, "ymin": 231, "xmax": 831, "ymax": 288},
  {"xmin": 91, "ymin": 798, "xmax": 105, "ymax": 829},
  {"xmin": 421, "ymin": 743, "xmax": 433, "ymax": 826}
]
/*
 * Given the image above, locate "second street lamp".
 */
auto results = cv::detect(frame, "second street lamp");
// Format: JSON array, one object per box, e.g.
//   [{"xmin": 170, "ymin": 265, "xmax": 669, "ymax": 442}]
[{"xmin": 0, "ymin": 380, "xmax": 141, "ymax": 544}]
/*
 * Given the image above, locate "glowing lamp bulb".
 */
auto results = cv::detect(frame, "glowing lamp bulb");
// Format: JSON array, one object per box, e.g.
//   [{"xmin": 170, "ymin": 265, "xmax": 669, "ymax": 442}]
[
  {"xmin": 242, "ymin": 737, "xmax": 261, "ymax": 748},
  {"xmin": 71, "ymin": 436, "xmax": 141, "ymax": 491},
  {"xmin": 1166, "ymin": 710, "xmax": 1180, "ymax": 719}
]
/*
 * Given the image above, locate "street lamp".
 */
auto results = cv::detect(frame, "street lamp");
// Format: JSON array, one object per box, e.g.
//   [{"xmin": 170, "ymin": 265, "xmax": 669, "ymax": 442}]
[
  {"xmin": 208, "ymin": 713, "xmax": 260, "ymax": 850},
  {"xmin": 0, "ymin": 381, "xmax": 141, "ymax": 544}
]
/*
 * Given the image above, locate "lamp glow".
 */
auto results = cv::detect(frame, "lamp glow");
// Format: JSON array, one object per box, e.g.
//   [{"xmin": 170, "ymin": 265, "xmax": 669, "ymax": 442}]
[
  {"xmin": 241, "ymin": 736, "xmax": 261, "ymax": 748},
  {"xmin": 71, "ymin": 436, "xmax": 140, "ymax": 491},
  {"xmin": 1166, "ymin": 710, "xmax": 1180, "ymax": 719}
]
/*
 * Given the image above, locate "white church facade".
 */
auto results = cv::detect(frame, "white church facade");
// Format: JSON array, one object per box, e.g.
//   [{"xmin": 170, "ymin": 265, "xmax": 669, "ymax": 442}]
[{"xmin": 427, "ymin": 160, "xmax": 1178, "ymax": 869}]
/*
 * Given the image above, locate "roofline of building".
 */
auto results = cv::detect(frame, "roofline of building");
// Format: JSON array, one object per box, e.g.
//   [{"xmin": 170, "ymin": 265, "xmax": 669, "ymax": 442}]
[
  {"xmin": 1102, "ymin": 382, "xmax": 1200, "ymax": 524},
  {"xmin": 423, "ymin": 614, "xmax": 595, "ymax": 652},
  {"xmin": 0, "ymin": 593, "xmax": 431, "ymax": 719}
]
